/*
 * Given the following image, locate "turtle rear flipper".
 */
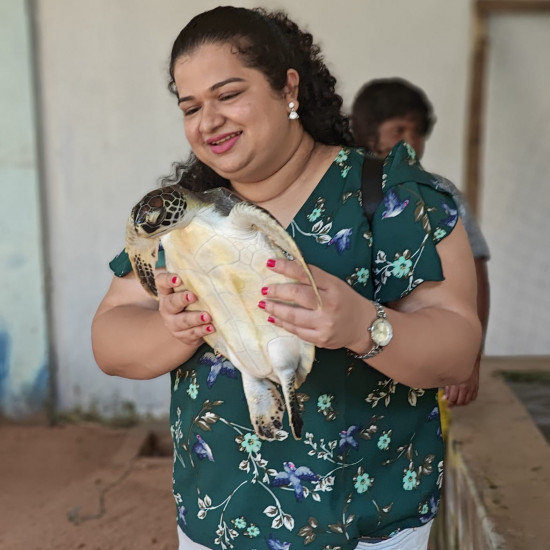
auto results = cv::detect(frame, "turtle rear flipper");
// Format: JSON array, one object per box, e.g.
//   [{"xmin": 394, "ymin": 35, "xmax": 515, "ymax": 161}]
[
  {"xmin": 266, "ymin": 337, "xmax": 306, "ymax": 440},
  {"xmin": 240, "ymin": 372, "xmax": 285, "ymax": 441}
]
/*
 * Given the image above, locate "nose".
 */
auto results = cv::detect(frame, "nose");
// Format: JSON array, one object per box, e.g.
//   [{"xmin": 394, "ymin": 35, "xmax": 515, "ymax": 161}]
[{"xmin": 199, "ymin": 102, "xmax": 224, "ymax": 135}]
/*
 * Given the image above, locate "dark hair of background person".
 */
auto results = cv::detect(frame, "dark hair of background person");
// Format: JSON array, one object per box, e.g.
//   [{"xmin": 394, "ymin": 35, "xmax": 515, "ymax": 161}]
[
  {"xmin": 161, "ymin": 6, "xmax": 354, "ymax": 192},
  {"xmin": 351, "ymin": 77, "xmax": 436, "ymax": 150}
]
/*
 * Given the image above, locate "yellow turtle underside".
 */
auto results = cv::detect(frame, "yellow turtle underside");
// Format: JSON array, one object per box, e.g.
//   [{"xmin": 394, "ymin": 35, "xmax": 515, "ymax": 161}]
[{"xmin": 162, "ymin": 213, "xmax": 315, "ymax": 440}]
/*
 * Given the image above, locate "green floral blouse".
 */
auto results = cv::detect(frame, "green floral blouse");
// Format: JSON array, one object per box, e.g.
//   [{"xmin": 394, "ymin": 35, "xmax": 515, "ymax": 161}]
[{"xmin": 110, "ymin": 142, "xmax": 458, "ymax": 550}]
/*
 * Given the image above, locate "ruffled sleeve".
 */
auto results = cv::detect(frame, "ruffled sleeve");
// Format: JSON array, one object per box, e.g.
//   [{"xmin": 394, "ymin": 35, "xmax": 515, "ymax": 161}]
[
  {"xmin": 108, "ymin": 247, "xmax": 166, "ymax": 277},
  {"xmin": 371, "ymin": 142, "xmax": 458, "ymax": 303}
]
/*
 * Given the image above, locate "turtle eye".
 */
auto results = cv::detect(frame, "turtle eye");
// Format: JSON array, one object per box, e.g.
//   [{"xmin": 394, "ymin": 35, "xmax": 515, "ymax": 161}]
[{"xmin": 145, "ymin": 209, "xmax": 162, "ymax": 225}]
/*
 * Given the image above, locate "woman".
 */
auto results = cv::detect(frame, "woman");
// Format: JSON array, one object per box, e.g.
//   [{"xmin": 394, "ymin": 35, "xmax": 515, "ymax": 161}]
[{"xmin": 92, "ymin": 7, "xmax": 480, "ymax": 550}]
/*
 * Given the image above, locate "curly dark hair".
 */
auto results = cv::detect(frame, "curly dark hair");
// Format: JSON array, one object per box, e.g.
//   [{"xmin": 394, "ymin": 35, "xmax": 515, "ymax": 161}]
[
  {"xmin": 161, "ymin": 6, "xmax": 353, "ymax": 191},
  {"xmin": 351, "ymin": 78, "xmax": 436, "ymax": 150}
]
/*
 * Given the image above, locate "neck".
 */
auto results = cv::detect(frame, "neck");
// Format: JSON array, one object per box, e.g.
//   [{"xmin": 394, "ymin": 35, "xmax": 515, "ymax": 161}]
[
  {"xmin": 230, "ymin": 131, "xmax": 317, "ymax": 205},
  {"xmin": 233, "ymin": 137, "xmax": 339, "ymax": 228}
]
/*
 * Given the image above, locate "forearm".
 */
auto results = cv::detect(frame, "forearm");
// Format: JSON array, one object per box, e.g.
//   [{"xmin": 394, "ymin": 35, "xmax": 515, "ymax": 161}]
[
  {"xmin": 474, "ymin": 258, "xmax": 490, "ymax": 350},
  {"xmin": 92, "ymin": 304, "xmax": 197, "ymax": 379},
  {"xmin": 366, "ymin": 303, "xmax": 481, "ymax": 388}
]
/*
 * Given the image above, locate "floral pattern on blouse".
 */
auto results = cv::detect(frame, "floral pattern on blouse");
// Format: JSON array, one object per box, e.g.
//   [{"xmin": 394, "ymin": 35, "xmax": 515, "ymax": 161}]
[{"xmin": 109, "ymin": 142, "xmax": 458, "ymax": 549}]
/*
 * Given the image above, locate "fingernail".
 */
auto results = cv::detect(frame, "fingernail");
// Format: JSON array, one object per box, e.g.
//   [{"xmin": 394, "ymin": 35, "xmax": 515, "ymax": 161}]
[
  {"xmin": 266, "ymin": 259, "xmax": 276, "ymax": 268},
  {"xmin": 185, "ymin": 293, "xmax": 191, "ymax": 302},
  {"xmin": 261, "ymin": 286, "xmax": 269, "ymax": 296},
  {"xmin": 201, "ymin": 313, "xmax": 207, "ymax": 322},
  {"xmin": 258, "ymin": 300, "xmax": 266, "ymax": 309},
  {"xmin": 206, "ymin": 325, "xmax": 213, "ymax": 333},
  {"xmin": 172, "ymin": 276, "xmax": 178, "ymax": 285},
  {"xmin": 267, "ymin": 316, "xmax": 275, "ymax": 324}
]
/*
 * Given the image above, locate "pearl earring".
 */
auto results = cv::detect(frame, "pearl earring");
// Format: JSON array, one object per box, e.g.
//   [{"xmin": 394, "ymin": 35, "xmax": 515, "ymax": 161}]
[{"xmin": 288, "ymin": 102, "xmax": 299, "ymax": 120}]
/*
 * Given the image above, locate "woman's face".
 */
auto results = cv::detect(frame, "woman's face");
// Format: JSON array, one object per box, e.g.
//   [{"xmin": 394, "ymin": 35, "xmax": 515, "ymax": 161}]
[
  {"xmin": 173, "ymin": 42, "xmax": 299, "ymax": 185},
  {"xmin": 373, "ymin": 115, "xmax": 426, "ymax": 159}
]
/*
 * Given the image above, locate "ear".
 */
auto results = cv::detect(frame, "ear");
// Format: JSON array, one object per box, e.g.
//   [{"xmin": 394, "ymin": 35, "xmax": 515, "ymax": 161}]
[{"xmin": 283, "ymin": 68, "xmax": 300, "ymax": 104}]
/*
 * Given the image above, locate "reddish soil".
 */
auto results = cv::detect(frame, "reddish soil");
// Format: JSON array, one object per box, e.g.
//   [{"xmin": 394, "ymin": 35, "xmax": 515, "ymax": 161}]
[{"xmin": 0, "ymin": 421, "xmax": 177, "ymax": 550}]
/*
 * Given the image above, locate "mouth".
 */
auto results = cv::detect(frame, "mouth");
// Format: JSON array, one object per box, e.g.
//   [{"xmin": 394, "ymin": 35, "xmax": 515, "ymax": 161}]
[{"xmin": 207, "ymin": 131, "xmax": 242, "ymax": 146}]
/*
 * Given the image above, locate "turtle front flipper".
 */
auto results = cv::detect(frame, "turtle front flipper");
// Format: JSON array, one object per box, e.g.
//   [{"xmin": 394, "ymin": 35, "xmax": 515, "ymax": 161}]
[
  {"xmin": 240, "ymin": 372, "xmax": 286, "ymax": 441},
  {"xmin": 125, "ymin": 185, "xmax": 196, "ymax": 298},
  {"xmin": 125, "ymin": 216, "xmax": 161, "ymax": 298},
  {"xmin": 229, "ymin": 202, "xmax": 322, "ymax": 307}
]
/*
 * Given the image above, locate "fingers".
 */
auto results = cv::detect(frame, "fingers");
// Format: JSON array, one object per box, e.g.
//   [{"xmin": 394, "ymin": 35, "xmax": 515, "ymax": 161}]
[
  {"xmin": 267, "ymin": 258, "xmax": 330, "ymax": 291},
  {"xmin": 445, "ymin": 383, "xmax": 479, "ymax": 407},
  {"xmin": 156, "ymin": 272, "xmax": 185, "ymax": 296},
  {"xmin": 155, "ymin": 273, "xmax": 215, "ymax": 342},
  {"xmin": 264, "ymin": 258, "xmax": 326, "ymax": 310}
]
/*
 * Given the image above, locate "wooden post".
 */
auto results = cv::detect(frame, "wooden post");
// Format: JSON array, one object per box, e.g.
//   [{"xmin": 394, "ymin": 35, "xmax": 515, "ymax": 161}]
[
  {"xmin": 464, "ymin": 5, "xmax": 488, "ymax": 218},
  {"xmin": 464, "ymin": 0, "xmax": 550, "ymax": 217}
]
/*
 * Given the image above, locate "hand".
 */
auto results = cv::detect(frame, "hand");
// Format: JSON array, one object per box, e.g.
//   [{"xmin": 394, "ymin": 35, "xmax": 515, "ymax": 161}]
[
  {"xmin": 259, "ymin": 258, "xmax": 372, "ymax": 351},
  {"xmin": 155, "ymin": 273, "xmax": 215, "ymax": 346},
  {"xmin": 443, "ymin": 355, "xmax": 480, "ymax": 406}
]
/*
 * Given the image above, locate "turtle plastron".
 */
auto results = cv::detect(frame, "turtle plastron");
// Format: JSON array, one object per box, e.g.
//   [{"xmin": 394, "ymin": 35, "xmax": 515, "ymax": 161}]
[{"xmin": 126, "ymin": 185, "xmax": 321, "ymax": 440}]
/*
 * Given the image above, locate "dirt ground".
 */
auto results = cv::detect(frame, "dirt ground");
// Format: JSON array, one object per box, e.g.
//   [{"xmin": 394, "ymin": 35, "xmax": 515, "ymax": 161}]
[{"xmin": 0, "ymin": 420, "xmax": 178, "ymax": 550}]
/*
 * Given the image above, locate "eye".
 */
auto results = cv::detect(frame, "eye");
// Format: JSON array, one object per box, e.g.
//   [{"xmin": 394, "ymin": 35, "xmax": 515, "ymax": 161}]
[
  {"xmin": 182, "ymin": 105, "xmax": 200, "ymax": 117},
  {"xmin": 219, "ymin": 90, "xmax": 241, "ymax": 101}
]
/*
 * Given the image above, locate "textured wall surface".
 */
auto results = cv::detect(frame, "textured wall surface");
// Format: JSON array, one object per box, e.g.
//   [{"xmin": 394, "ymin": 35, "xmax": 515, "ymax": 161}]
[
  {"xmin": 481, "ymin": 15, "xmax": 550, "ymax": 355},
  {"xmin": 0, "ymin": 0, "xmax": 49, "ymax": 417},
  {"xmin": 10, "ymin": 1, "xmax": 549, "ymax": 418},
  {"xmin": 438, "ymin": 357, "xmax": 550, "ymax": 550},
  {"xmin": 33, "ymin": 0, "xmax": 472, "ymax": 417}
]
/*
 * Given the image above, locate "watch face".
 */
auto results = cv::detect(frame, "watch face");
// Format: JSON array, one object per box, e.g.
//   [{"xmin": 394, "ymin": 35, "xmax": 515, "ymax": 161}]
[{"xmin": 371, "ymin": 318, "xmax": 393, "ymax": 347}]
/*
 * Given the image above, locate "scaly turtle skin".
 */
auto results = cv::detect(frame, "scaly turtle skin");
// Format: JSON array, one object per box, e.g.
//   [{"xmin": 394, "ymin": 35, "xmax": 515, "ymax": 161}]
[{"xmin": 126, "ymin": 185, "xmax": 322, "ymax": 440}]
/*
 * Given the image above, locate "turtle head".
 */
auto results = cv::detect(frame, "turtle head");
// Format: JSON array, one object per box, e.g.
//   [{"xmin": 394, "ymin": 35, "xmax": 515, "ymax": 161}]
[
  {"xmin": 131, "ymin": 185, "xmax": 190, "ymax": 237},
  {"xmin": 126, "ymin": 185, "xmax": 193, "ymax": 298}
]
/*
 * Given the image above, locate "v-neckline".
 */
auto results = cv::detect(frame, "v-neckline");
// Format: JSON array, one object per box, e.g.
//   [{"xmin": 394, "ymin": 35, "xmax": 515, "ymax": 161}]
[{"xmin": 279, "ymin": 146, "xmax": 343, "ymax": 230}]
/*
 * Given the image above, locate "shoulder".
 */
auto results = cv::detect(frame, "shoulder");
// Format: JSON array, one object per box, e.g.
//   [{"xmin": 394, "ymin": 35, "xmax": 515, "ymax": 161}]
[{"xmin": 429, "ymin": 174, "xmax": 490, "ymax": 260}]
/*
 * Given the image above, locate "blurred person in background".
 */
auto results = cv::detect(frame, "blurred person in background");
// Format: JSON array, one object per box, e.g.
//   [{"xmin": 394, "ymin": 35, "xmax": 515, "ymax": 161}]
[{"xmin": 351, "ymin": 77, "xmax": 490, "ymax": 412}]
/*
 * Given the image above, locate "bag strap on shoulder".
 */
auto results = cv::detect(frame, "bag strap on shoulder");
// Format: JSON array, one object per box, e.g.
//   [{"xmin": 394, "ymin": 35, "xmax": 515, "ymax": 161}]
[{"xmin": 361, "ymin": 155, "xmax": 384, "ymax": 225}]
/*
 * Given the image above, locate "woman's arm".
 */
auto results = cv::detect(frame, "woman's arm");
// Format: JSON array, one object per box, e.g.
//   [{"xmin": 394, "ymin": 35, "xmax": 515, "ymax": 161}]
[
  {"xmin": 91, "ymin": 271, "xmax": 213, "ymax": 379},
  {"xmin": 259, "ymin": 219, "xmax": 481, "ymax": 389},
  {"xmin": 443, "ymin": 257, "xmax": 490, "ymax": 405}
]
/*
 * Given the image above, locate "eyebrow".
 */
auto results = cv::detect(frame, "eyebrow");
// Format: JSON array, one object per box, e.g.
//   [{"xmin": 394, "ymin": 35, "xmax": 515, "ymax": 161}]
[{"xmin": 177, "ymin": 77, "xmax": 246, "ymax": 104}]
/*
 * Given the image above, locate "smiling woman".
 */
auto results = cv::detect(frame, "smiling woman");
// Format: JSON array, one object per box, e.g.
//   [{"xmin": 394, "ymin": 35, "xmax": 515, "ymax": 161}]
[
  {"xmin": 173, "ymin": 42, "xmax": 303, "ymax": 190},
  {"xmin": 91, "ymin": 6, "xmax": 481, "ymax": 550}
]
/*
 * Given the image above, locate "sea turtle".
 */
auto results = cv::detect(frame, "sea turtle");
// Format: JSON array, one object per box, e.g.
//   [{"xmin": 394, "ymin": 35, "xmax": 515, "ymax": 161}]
[{"xmin": 126, "ymin": 184, "xmax": 322, "ymax": 441}]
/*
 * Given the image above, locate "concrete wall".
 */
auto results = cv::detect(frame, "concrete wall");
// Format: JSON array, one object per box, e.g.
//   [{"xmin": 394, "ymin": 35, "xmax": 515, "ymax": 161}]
[
  {"xmin": 6, "ymin": 1, "xmax": 549, "ymax": 417},
  {"xmin": 436, "ymin": 357, "xmax": 550, "ymax": 550},
  {"xmin": 0, "ymin": 0, "xmax": 49, "ymax": 417},
  {"xmin": 480, "ymin": 14, "xmax": 550, "ymax": 355},
  {"xmin": 32, "ymin": 0, "xmax": 474, "ymax": 418}
]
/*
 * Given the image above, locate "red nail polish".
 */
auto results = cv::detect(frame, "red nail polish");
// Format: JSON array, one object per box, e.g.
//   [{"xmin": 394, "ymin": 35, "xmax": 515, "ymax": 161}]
[
  {"xmin": 201, "ymin": 313, "xmax": 207, "ymax": 322},
  {"xmin": 185, "ymin": 293, "xmax": 191, "ymax": 302},
  {"xmin": 172, "ymin": 276, "xmax": 178, "ymax": 285},
  {"xmin": 266, "ymin": 259, "xmax": 276, "ymax": 268},
  {"xmin": 206, "ymin": 325, "xmax": 213, "ymax": 333},
  {"xmin": 258, "ymin": 300, "xmax": 266, "ymax": 309},
  {"xmin": 261, "ymin": 286, "xmax": 269, "ymax": 296},
  {"xmin": 267, "ymin": 316, "xmax": 275, "ymax": 324}
]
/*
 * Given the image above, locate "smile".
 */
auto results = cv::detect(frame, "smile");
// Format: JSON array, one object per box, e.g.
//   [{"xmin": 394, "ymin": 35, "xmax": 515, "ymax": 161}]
[{"xmin": 207, "ymin": 131, "xmax": 242, "ymax": 146}]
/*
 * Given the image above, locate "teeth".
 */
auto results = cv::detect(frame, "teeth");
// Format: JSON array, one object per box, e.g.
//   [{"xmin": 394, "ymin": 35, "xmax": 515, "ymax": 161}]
[{"xmin": 211, "ymin": 133, "xmax": 239, "ymax": 145}]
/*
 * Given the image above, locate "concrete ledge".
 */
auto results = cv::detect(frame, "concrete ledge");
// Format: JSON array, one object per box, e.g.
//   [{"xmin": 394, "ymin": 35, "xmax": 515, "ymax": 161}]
[{"xmin": 441, "ymin": 356, "xmax": 550, "ymax": 549}]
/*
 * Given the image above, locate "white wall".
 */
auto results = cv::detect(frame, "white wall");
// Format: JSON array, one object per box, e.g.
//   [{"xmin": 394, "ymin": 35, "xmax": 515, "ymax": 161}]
[
  {"xmin": 480, "ymin": 14, "xmax": 550, "ymax": 354},
  {"xmin": 0, "ymin": 0, "xmax": 49, "ymax": 417},
  {"xmin": 31, "ymin": 1, "xmax": 550, "ymax": 417}
]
